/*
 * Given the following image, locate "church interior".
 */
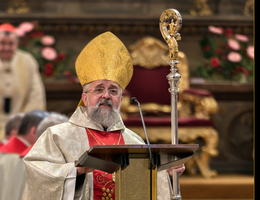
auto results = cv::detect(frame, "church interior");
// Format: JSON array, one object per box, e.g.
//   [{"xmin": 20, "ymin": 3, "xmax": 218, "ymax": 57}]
[{"xmin": 0, "ymin": 0, "xmax": 254, "ymax": 199}]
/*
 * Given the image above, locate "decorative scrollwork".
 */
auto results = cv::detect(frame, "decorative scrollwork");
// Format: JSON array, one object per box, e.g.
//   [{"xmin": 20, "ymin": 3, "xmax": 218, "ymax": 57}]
[{"xmin": 159, "ymin": 9, "xmax": 182, "ymax": 60}]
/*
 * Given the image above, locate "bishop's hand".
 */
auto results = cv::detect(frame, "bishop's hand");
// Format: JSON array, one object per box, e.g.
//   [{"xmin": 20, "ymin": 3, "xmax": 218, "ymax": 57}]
[
  {"xmin": 167, "ymin": 164, "xmax": 185, "ymax": 177},
  {"xmin": 76, "ymin": 166, "xmax": 95, "ymax": 176}
]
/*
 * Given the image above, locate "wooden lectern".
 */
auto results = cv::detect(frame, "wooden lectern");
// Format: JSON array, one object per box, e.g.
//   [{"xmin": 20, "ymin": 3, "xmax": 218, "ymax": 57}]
[{"xmin": 75, "ymin": 144, "xmax": 198, "ymax": 200}]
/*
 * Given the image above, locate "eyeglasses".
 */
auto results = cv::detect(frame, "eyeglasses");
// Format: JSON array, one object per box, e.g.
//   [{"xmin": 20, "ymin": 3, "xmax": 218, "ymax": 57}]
[{"xmin": 85, "ymin": 87, "xmax": 121, "ymax": 97}]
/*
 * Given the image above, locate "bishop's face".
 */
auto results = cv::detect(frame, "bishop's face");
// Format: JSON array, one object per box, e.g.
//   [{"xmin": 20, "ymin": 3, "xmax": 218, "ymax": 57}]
[
  {"xmin": 82, "ymin": 80, "xmax": 122, "ymax": 110},
  {"xmin": 81, "ymin": 80, "xmax": 122, "ymax": 128},
  {"xmin": 0, "ymin": 32, "xmax": 18, "ymax": 61}
]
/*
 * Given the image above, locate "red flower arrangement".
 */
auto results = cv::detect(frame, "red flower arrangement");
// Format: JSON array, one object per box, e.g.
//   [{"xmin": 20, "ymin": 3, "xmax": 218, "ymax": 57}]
[
  {"xmin": 17, "ymin": 21, "xmax": 77, "ymax": 82},
  {"xmin": 196, "ymin": 26, "xmax": 254, "ymax": 83},
  {"xmin": 210, "ymin": 57, "xmax": 220, "ymax": 68}
]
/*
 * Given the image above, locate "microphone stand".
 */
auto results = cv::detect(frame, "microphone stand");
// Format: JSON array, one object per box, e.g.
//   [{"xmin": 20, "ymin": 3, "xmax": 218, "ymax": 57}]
[
  {"xmin": 131, "ymin": 97, "xmax": 153, "ymax": 200},
  {"xmin": 159, "ymin": 9, "xmax": 182, "ymax": 200}
]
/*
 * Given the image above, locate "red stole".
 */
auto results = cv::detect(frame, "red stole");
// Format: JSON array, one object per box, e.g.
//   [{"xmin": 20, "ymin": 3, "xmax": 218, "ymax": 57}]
[
  {"xmin": 0, "ymin": 136, "xmax": 28, "ymax": 154},
  {"xmin": 86, "ymin": 128, "xmax": 125, "ymax": 200}
]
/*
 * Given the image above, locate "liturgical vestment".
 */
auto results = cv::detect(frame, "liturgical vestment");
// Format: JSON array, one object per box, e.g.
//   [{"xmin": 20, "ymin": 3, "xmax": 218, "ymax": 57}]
[{"xmin": 23, "ymin": 106, "xmax": 171, "ymax": 200}]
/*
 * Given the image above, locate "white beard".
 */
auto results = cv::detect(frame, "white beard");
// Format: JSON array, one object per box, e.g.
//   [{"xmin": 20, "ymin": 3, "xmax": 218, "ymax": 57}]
[{"xmin": 86, "ymin": 97, "xmax": 121, "ymax": 129}]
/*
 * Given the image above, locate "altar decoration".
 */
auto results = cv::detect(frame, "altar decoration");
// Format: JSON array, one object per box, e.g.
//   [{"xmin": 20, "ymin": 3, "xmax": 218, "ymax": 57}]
[
  {"xmin": 16, "ymin": 21, "xmax": 77, "ymax": 82},
  {"xmin": 196, "ymin": 26, "xmax": 254, "ymax": 83}
]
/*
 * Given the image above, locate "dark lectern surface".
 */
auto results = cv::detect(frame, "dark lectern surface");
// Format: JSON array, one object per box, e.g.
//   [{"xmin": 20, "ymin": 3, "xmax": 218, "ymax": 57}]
[
  {"xmin": 75, "ymin": 144, "xmax": 198, "ymax": 173},
  {"xmin": 88, "ymin": 144, "xmax": 198, "ymax": 158}
]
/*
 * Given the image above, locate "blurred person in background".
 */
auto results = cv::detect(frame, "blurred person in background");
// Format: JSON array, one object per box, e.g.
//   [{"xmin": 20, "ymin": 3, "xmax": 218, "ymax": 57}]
[
  {"xmin": 0, "ymin": 113, "xmax": 24, "ymax": 148},
  {"xmin": 0, "ymin": 23, "xmax": 46, "ymax": 143},
  {"xmin": 0, "ymin": 110, "xmax": 49, "ymax": 154},
  {"xmin": 1, "ymin": 112, "xmax": 69, "ymax": 200}
]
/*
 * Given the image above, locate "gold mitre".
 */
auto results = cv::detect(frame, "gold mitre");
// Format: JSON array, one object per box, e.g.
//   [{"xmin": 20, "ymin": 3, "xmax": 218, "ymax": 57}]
[{"xmin": 75, "ymin": 31, "xmax": 133, "ymax": 107}]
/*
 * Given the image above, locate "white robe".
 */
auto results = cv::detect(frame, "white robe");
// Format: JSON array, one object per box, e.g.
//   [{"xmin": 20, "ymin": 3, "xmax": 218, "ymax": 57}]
[
  {"xmin": 1, "ymin": 158, "xmax": 26, "ymax": 200},
  {"xmin": 0, "ymin": 153, "xmax": 20, "ymax": 200},
  {"xmin": 0, "ymin": 49, "xmax": 46, "ymax": 140},
  {"xmin": 23, "ymin": 106, "xmax": 171, "ymax": 200}
]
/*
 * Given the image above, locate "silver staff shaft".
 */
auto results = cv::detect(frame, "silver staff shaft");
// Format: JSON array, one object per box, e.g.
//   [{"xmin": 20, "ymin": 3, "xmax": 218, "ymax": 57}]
[
  {"xmin": 167, "ymin": 59, "xmax": 182, "ymax": 200},
  {"xmin": 167, "ymin": 59, "xmax": 180, "ymax": 145}
]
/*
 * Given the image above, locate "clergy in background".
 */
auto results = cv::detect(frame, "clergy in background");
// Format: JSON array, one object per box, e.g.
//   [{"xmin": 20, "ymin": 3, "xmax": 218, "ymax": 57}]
[
  {"xmin": 23, "ymin": 32, "xmax": 185, "ymax": 200},
  {"xmin": 1, "ymin": 112, "xmax": 69, "ymax": 200},
  {"xmin": 0, "ymin": 23, "xmax": 46, "ymax": 141},
  {"xmin": 0, "ymin": 110, "xmax": 49, "ymax": 154},
  {"xmin": 0, "ymin": 109, "xmax": 49, "ymax": 200}
]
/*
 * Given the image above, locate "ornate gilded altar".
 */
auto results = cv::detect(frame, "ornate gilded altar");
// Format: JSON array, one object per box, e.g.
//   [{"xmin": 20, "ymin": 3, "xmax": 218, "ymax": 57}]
[{"xmin": 121, "ymin": 36, "xmax": 219, "ymax": 178}]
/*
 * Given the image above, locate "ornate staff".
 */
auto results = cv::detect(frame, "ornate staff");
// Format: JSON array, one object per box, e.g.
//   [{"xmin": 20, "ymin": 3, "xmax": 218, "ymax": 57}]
[{"xmin": 159, "ymin": 9, "xmax": 182, "ymax": 200}]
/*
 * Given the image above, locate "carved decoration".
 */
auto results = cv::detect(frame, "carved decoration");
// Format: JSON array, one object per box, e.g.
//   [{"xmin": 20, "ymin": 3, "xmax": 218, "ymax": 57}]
[
  {"xmin": 226, "ymin": 108, "xmax": 253, "ymax": 160},
  {"xmin": 190, "ymin": 0, "xmax": 213, "ymax": 16},
  {"xmin": 129, "ymin": 36, "xmax": 168, "ymax": 69},
  {"xmin": 181, "ymin": 92, "xmax": 219, "ymax": 119},
  {"xmin": 243, "ymin": 0, "xmax": 254, "ymax": 16},
  {"xmin": 7, "ymin": 0, "xmax": 30, "ymax": 13}
]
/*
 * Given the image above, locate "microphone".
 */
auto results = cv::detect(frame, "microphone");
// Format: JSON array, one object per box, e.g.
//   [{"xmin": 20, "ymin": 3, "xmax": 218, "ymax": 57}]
[
  {"xmin": 130, "ymin": 97, "xmax": 137, "ymax": 104},
  {"xmin": 131, "ymin": 97, "xmax": 153, "ymax": 200},
  {"xmin": 130, "ymin": 97, "xmax": 150, "ymax": 146}
]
